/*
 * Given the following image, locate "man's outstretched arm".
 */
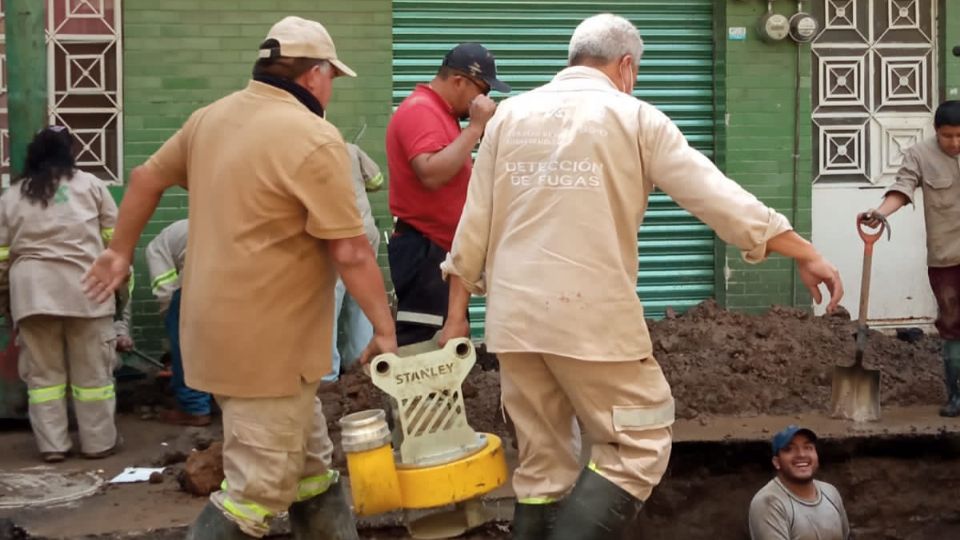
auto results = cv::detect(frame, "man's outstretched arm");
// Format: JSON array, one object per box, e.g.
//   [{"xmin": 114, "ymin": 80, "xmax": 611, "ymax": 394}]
[{"xmin": 84, "ymin": 163, "xmax": 184, "ymax": 303}]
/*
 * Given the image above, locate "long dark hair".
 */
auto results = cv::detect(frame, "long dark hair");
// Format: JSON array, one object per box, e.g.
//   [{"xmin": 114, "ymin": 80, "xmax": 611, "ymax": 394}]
[{"xmin": 15, "ymin": 126, "xmax": 76, "ymax": 208}]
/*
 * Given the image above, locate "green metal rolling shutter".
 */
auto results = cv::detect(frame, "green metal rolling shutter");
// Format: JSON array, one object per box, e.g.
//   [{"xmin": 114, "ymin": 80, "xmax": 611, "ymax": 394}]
[{"xmin": 393, "ymin": 0, "xmax": 716, "ymax": 338}]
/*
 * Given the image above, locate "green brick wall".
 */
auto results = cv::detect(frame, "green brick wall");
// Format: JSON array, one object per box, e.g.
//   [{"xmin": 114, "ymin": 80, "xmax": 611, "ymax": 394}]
[
  {"xmin": 946, "ymin": 0, "xmax": 960, "ymax": 97},
  {"xmin": 720, "ymin": 0, "xmax": 814, "ymax": 313},
  {"xmin": 122, "ymin": 0, "xmax": 392, "ymax": 354}
]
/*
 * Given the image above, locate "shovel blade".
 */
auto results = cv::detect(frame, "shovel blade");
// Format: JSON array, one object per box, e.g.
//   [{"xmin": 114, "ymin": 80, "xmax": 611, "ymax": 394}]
[{"xmin": 830, "ymin": 365, "xmax": 881, "ymax": 422}]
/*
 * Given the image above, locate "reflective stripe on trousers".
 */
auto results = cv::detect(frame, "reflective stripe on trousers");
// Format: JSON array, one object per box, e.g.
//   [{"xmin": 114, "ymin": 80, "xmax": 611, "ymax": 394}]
[
  {"xmin": 215, "ymin": 471, "xmax": 340, "ymax": 536},
  {"xmin": 28, "ymin": 384, "xmax": 67, "ymax": 404},
  {"xmin": 72, "ymin": 384, "xmax": 115, "ymax": 402}
]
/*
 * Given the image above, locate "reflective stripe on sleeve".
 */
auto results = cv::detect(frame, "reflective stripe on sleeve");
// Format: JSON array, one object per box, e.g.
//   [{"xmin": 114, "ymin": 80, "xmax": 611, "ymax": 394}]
[{"xmin": 150, "ymin": 269, "xmax": 178, "ymax": 293}]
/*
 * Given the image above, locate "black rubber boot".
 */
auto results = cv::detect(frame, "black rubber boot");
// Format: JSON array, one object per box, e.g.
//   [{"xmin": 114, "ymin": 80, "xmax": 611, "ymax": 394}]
[
  {"xmin": 288, "ymin": 481, "xmax": 359, "ymax": 540},
  {"xmin": 940, "ymin": 341, "xmax": 960, "ymax": 418},
  {"xmin": 548, "ymin": 468, "xmax": 643, "ymax": 540},
  {"xmin": 185, "ymin": 502, "xmax": 256, "ymax": 540},
  {"xmin": 511, "ymin": 501, "xmax": 560, "ymax": 539}
]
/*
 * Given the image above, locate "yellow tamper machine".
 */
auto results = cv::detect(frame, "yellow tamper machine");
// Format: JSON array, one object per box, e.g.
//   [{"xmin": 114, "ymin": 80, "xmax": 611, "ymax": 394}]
[{"xmin": 338, "ymin": 338, "xmax": 508, "ymax": 538}]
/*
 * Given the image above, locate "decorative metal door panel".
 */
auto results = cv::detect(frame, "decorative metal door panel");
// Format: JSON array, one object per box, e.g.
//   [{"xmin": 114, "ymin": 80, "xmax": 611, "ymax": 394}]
[
  {"xmin": 812, "ymin": 0, "xmax": 936, "ymax": 185},
  {"xmin": 810, "ymin": 0, "xmax": 938, "ymax": 326},
  {"xmin": 0, "ymin": 0, "xmax": 123, "ymax": 184}
]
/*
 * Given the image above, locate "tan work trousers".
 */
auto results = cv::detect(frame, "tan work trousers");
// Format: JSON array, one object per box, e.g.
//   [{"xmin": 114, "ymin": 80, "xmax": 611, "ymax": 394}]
[
  {"xmin": 17, "ymin": 315, "xmax": 118, "ymax": 455},
  {"xmin": 499, "ymin": 353, "xmax": 674, "ymax": 502},
  {"xmin": 211, "ymin": 379, "xmax": 338, "ymax": 538}
]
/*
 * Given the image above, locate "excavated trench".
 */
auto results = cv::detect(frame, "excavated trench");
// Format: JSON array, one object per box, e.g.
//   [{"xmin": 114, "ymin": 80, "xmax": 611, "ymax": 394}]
[
  {"xmin": 16, "ymin": 302, "xmax": 959, "ymax": 539},
  {"xmin": 353, "ymin": 433, "xmax": 960, "ymax": 540},
  {"xmin": 16, "ymin": 433, "xmax": 959, "ymax": 540}
]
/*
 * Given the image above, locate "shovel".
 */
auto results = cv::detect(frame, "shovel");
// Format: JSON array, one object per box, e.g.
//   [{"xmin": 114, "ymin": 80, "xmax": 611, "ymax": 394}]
[{"xmin": 830, "ymin": 215, "xmax": 888, "ymax": 422}]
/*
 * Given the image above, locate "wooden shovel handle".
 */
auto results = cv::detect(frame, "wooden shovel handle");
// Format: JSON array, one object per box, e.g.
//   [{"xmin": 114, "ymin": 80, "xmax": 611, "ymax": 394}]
[{"xmin": 857, "ymin": 216, "xmax": 885, "ymax": 251}]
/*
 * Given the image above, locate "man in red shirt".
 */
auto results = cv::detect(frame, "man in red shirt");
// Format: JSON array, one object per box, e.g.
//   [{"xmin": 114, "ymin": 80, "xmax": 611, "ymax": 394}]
[{"xmin": 386, "ymin": 43, "xmax": 510, "ymax": 346}]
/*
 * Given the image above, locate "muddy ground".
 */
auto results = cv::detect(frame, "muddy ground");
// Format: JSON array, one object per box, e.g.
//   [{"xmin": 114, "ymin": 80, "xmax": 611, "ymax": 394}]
[
  {"xmin": 316, "ymin": 300, "xmax": 944, "ymax": 466},
  {"xmin": 50, "ymin": 301, "xmax": 949, "ymax": 539},
  {"xmin": 25, "ymin": 433, "xmax": 960, "ymax": 540},
  {"xmin": 122, "ymin": 300, "xmax": 945, "ymax": 467},
  {"xmin": 656, "ymin": 300, "xmax": 943, "ymax": 419}
]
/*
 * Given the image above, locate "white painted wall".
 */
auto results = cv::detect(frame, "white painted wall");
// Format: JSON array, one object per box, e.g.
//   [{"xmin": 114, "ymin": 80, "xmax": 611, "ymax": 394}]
[{"xmin": 812, "ymin": 185, "xmax": 936, "ymax": 326}]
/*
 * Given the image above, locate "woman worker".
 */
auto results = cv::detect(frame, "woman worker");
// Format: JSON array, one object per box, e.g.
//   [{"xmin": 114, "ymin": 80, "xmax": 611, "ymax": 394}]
[{"xmin": 0, "ymin": 126, "xmax": 121, "ymax": 462}]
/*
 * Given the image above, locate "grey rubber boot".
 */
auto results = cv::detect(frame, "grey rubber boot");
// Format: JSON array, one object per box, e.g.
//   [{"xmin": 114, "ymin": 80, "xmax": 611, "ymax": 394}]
[
  {"xmin": 511, "ymin": 501, "xmax": 560, "ymax": 539},
  {"xmin": 185, "ymin": 502, "xmax": 256, "ymax": 540},
  {"xmin": 288, "ymin": 481, "xmax": 359, "ymax": 540},
  {"xmin": 940, "ymin": 341, "xmax": 960, "ymax": 417},
  {"xmin": 548, "ymin": 468, "xmax": 643, "ymax": 540}
]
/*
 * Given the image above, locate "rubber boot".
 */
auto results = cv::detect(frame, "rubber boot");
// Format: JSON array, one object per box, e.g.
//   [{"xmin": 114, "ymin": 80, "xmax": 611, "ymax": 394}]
[
  {"xmin": 185, "ymin": 502, "xmax": 256, "ymax": 540},
  {"xmin": 548, "ymin": 468, "xmax": 643, "ymax": 540},
  {"xmin": 288, "ymin": 481, "xmax": 359, "ymax": 540},
  {"xmin": 511, "ymin": 501, "xmax": 560, "ymax": 539},
  {"xmin": 940, "ymin": 341, "xmax": 960, "ymax": 417}
]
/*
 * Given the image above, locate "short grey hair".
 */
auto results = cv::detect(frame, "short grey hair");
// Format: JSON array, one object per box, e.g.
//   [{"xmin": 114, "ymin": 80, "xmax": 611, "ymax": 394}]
[{"xmin": 568, "ymin": 13, "xmax": 644, "ymax": 66}]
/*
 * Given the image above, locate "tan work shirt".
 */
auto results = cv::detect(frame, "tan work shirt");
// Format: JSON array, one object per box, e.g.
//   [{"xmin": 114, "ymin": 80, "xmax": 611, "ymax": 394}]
[
  {"xmin": 442, "ymin": 67, "xmax": 791, "ymax": 361},
  {"xmin": 886, "ymin": 137, "xmax": 960, "ymax": 268},
  {"xmin": 0, "ymin": 170, "xmax": 117, "ymax": 323},
  {"xmin": 146, "ymin": 81, "xmax": 363, "ymax": 398},
  {"xmin": 145, "ymin": 219, "xmax": 188, "ymax": 314}
]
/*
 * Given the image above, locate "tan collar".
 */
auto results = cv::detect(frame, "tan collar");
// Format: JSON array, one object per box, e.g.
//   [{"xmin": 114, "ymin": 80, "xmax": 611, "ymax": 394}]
[
  {"xmin": 245, "ymin": 80, "xmax": 302, "ymax": 104},
  {"xmin": 551, "ymin": 66, "xmax": 619, "ymax": 90}
]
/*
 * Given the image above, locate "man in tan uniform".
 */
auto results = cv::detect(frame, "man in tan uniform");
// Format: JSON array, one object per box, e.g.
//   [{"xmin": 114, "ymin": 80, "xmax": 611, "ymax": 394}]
[
  {"xmin": 83, "ymin": 17, "xmax": 396, "ymax": 540},
  {"xmin": 861, "ymin": 100, "xmax": 960, "ymax": 417},
  {"xmin": 439, "ymin": 14, "xmax": 844, "ymax": 540}
]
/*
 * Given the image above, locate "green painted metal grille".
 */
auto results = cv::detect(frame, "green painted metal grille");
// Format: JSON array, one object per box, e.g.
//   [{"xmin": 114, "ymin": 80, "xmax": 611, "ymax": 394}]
[{"xmin": 392, "ymin": 1, "xmax": 717, "ymax": 338}]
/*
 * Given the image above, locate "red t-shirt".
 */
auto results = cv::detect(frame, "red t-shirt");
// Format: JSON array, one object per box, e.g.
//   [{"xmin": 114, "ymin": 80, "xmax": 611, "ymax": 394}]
[{"xmin": 386, "ymin": 84, "xmax": 472, "ymax": 251}]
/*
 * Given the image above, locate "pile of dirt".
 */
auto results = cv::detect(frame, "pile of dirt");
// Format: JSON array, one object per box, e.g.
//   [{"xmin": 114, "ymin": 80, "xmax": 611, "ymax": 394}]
[
  {"xmin": 655, "ymin": 300, "xmax": 944, "ymax": 419},
  {"xmin": 152, "ymin": 301, "xmax": 943, "ymax": 473},
  {"xmin": 320, "ymin": 301, "xmax": 945, "ymax": 453}
]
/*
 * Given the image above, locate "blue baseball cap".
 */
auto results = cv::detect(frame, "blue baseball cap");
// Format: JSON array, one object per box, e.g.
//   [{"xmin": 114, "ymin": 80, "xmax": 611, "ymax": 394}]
[{"xmin": 771, "ymin": 425, "xmax": 817, "ymax": 455}]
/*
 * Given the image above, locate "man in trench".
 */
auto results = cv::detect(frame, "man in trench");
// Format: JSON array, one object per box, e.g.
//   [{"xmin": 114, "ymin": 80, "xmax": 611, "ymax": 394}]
[
  {"xmin": 82, "ymin": 16, "xmax": 396, "ymax": 540},
  {"xmin": 860, "ymin": 100, "xmax": 960, "ymax": 417},
  {"xmin": 438, "ymin": 13, "xmax": 844, "ymax": 540},
  {"xmin": 749, "ymin": 425, "xmax": 850, "ymax": 540}
]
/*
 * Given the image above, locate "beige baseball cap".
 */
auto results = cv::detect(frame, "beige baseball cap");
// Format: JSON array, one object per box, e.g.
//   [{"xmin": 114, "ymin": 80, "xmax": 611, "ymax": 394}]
[{"xmin": 258, "ymin": 16, "xmax": 357, "ymax": 78}]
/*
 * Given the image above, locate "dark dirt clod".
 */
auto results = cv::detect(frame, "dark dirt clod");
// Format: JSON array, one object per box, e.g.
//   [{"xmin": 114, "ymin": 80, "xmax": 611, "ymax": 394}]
[{"xmin": 179, "ymin": 441, "xmax": 224, "ymax": 496}]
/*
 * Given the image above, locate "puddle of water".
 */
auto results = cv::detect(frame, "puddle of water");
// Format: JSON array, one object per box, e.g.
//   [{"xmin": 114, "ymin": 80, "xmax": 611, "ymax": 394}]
[{"xmin": 0, "ymin": 468, "xmax": 103, "ymax": 509}]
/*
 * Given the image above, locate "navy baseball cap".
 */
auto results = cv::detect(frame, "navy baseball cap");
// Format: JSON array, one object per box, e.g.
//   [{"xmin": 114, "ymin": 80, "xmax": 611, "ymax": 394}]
[
  {"xmin": 771, "ymin": 425, "xmax": 817, "ymax": 455},
  {"xmin": 442, "ymin": 43, "xmax": 511, "ymax": 93}
]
